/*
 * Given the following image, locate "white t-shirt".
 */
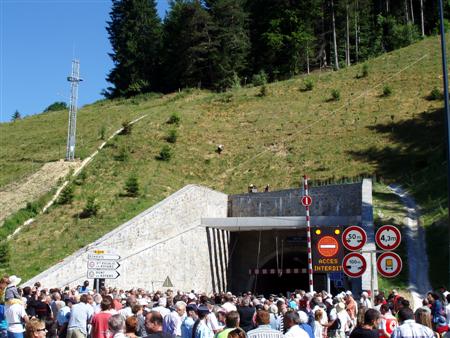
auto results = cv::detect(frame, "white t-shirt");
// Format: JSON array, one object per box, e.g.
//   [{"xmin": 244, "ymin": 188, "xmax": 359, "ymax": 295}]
[
  {"xmin": 314, "ymin": 321, "xmax": 323, "ymax": 338},
  {"xmin": 5, "ymin": 303, "xmax": 27, "ymax": 333},
  {"xmin": 446, "ymin": 304, "xmax": 450, "ymax": 325},
  {"xmin": 206, "ymin": 312, "xmax": 220, "ymax": 332},
  {"xmin": 285, "ymin": 325, "xmax": 309, "ymax": 338},
  {"xmin": 335, "ymin": 310, "xmax": 352, "ymax": 333}
]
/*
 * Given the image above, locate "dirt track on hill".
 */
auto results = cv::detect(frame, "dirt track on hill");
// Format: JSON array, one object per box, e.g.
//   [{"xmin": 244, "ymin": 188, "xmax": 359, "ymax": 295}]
[
  {"xmin": 0, "ymin": 160, "xmax": 81, "ymax": 225},
  {"xmin": 388, "ymin": 184, "xmax": 431, "ymax": 310}
]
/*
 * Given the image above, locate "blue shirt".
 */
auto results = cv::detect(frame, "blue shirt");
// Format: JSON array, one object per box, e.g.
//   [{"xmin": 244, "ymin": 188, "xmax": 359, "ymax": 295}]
[
  {"xmin": 68, "ymin": 302, "xmax": 93, "ymax": 335},
  {"xmin": 194, "ymin": 321, "xmax": 213, "ymax": 338},
  {"xmin": 0, "ymin": 304, "xmax": 7, "ymax": 330},
  {"xmin": 300, "ymin": 323, "xmax": 314, "ymax": 338},
  {"xmin": 181, "ymin": 317, "xmax": 195, "ymax": 338}
]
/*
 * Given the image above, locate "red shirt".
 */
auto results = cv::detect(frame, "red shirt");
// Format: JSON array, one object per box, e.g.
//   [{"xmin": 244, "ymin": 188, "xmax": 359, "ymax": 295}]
[{"xmin": 91, "ymin": 312, "xmax": 113, "ymax": 338}]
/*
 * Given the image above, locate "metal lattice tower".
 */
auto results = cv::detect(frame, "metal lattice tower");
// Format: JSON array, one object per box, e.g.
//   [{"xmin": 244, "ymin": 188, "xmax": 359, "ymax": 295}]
[{"xmin": 65, "ymin": 59, "xmax": 83, "ymax": 161}]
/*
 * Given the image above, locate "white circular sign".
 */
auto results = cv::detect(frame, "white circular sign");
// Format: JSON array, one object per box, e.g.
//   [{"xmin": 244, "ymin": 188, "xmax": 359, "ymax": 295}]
[
  {"xmin": 342, "ymin": 226, "xmax": 367, "ymax": 251},
  {"xmin": 377, "ymin": 252, "xmax": 402, "ymax": 278},
  {"xmin": 376, "ymin": 225, "xmax": 401, "ymax": 250},
  {"xmin": 342, "ymin": 252, "xmax": 367, "ymax": 278}
]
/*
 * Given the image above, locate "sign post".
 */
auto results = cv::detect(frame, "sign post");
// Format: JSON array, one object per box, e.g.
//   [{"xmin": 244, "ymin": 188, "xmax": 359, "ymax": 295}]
[
  {"xmin": 302, "ymin": 175, "xmax": 314, "ymax": 293},
  {"xmin": 87, "ymin": 249, "xmax": 121, "ymax": 281}
]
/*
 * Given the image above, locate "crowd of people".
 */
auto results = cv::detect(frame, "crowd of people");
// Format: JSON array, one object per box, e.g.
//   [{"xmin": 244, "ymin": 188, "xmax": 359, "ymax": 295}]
[{"xmin": 1, "ymin": 275, "xmax": 450, "ymax": 338}]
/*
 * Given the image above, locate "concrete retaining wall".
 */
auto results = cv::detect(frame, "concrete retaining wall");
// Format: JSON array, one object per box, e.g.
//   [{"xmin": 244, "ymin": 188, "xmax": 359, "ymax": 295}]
[
  {"xmin": 24, "ymin": 185, "xmax": 228, "ymax": 292},
  {"xmin": 229, "ymin": 183, "xmax": 362, "ymax": 217}
]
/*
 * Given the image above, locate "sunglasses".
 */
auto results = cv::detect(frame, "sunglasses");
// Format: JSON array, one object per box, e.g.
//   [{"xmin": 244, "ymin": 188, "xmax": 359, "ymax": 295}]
[{"xmin": 36, "ymin": 329, "xmax": 47, "ymax": 333}]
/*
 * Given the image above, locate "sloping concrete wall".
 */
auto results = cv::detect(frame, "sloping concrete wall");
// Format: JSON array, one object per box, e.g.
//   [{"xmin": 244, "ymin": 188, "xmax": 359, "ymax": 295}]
[{"xmin": 24, "ymin": 185, "xmax": 228, "ymax": 292}]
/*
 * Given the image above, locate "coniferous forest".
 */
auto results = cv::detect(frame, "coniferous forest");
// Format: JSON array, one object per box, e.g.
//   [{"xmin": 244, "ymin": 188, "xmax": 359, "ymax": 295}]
[{"xmin": 104, "ymin": 0, "xmax": 449, "ymax": 98}]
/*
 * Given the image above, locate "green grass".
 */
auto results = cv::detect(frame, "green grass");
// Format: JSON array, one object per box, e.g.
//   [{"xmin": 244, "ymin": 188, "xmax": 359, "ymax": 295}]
[
  {"xmin": 1, "ymin": 36, "xmax": 448, "ymax": 284},
  {"xmin": 373, "ymin": 183, "xmax": 409, "ymax": 293}
]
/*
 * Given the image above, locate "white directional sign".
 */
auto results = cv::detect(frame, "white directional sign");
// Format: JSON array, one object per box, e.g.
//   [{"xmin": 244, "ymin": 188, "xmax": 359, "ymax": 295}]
[
  {"xmin": 377, "ymin": 252, "xmax": 402, "ymax": 278},
  {"xmin": 87, "ymin": 270, "xmax": 120, "ymax": 279},
  {"xmin": 87, "ymin": 260, "xmax": 120, "ymax": 270},
  {"xmin": 342, "ymin": 252, "xmax": 367, "ymax": 278},
  {"xmin": 87, "ymin": 249, "xmax": 121, "ymax": 279},
  {"xmin": 342, "ymin": 226, "xmax": 367, "ymax": 251},
  {"xmin": 87, "ymin": 253, "xmax": 121, "ymax": 261},
  {"xmin": 375, "ymin": 225, "xmax": 401, "ymax": 251}
]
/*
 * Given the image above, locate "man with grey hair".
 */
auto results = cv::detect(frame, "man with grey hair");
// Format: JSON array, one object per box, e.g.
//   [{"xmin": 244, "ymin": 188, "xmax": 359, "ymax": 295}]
[
  {"xmin": 283, "ymin": 311, "xmax": 309, "ymax": 338},
  {"xmin": 108, "ymin": 314, "xmax": 126, "ymax": 338},
  {"xmin": 153, "ymin": 298, "xmax": 171, "ymax": 318},
  {"xmin": 163, "ymin": 301, "xmax": 186, "ymax": 336}
]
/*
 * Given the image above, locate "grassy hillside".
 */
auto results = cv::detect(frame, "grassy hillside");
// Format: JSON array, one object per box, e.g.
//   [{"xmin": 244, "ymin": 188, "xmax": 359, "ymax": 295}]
[{"xmin": 1, "ymin": 36, "xmax": 448, "ymax": 286}]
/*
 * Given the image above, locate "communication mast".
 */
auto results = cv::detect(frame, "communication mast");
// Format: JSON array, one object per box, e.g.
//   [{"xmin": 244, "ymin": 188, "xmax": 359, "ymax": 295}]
[{"xmin": 65, "ymin": 59, "xmax": 83, "ymax": 161}]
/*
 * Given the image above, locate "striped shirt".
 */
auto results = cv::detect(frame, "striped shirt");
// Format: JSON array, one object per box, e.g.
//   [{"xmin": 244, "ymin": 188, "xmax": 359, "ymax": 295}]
[
  {"xmin": 247, "ymin": 324, "xmax": 285, "ymax": 338},
  {"xmin": 391, "ymin": 320, "xmax": 434, "ymax": 338}
]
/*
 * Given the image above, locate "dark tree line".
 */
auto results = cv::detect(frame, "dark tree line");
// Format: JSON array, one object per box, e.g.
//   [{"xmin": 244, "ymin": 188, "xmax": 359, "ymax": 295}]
[{"xmin": 104, "ymin": 0, "xmax": 450, "ymax": 98}]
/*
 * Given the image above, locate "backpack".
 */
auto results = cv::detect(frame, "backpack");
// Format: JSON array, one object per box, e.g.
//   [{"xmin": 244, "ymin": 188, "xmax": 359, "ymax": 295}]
[{"xmin": 329, "ymin": 318, "xmax": 341, "ymax": 330}]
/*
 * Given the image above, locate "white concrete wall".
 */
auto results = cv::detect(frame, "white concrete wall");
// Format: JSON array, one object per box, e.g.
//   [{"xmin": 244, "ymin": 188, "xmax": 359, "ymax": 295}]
[{"xmin": 24, "ymin": 185, "xmax": 228, "ymax": 292}]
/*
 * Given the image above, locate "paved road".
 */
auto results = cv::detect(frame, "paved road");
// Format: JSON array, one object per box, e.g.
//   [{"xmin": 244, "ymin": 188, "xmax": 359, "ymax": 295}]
[{"xmin": 388, "ymin": 184, "xmax": 431, "ymax": 310}]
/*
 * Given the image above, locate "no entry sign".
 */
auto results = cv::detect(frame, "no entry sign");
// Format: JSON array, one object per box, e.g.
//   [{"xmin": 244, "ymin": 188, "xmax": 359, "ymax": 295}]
[
  {"xmin": 312, "ymin": 226, "xmax": 344, "ymax": 273},
  {"xmin": 317, "ymin": 236, "xmax": 339, "ymax": 257},
  {"xmin": 301, "ymin": 195, "xmax": 312, "ymax": 207},
  {"xmin": 342, "ymin": 226, "xmax": 367, "ymax": 251},
  {"xmin": 342, "ymin": 252, "xmax": 367, "ymax": 278},
  {"xmin": 376, "ymin": 225, "xmax": 401, "ymax": 250},
  {"xmin": 377, "ymin": 252, "xmax": 402, "ymax": 278}
]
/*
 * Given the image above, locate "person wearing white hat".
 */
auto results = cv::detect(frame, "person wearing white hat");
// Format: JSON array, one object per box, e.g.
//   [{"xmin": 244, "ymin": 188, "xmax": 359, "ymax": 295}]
[
  {"xmin": 360, "ymin": 292, "xmax": 372, "ymax": 309},
  {"xmin": 328, "ymin": 303, "xmax": 352, "ymax": 338},
  {"xmin": 5, "ymin": 276, "xmax": 21, "ymax": 303}
]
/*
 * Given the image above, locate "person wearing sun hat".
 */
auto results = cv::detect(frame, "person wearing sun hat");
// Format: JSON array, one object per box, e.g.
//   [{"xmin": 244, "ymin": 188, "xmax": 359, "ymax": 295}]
[
  {"xmin": 5, "ymin": 276, "xmax": 22, "ymax": 305},
  {"xmin": 328, "ymin": 302, "xmax": 352, "ymax": 338}
]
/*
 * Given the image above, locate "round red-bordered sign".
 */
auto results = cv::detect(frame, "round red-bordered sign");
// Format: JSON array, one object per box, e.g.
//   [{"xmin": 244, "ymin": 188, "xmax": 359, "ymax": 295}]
[
  {"xmin": 342, "ymin": 252, "xmax": 367, "ymax": 278},
  {"xmin": 317, "ymin": 236, "xmax": 339, "ymax": 257},
  {"xmin": 342, "ymin": 226, "xmax": 367, "ymax": 251},
  {"xmin": 301, "ymin": 195, "xmax": 312, "ymax": 207},
  {"xmin": 375, "ymin": 225, "xmax": 401, "ymax": 250},
  {"xmin": 377, "ymin": 252, "xmax": 402, "ymax": 278}
]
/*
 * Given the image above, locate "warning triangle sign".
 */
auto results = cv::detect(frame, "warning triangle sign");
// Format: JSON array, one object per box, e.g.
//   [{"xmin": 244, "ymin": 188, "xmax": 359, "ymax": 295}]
[{"xmin": 163, "ymin": 276, "xmax": 173, "ymax": 287}]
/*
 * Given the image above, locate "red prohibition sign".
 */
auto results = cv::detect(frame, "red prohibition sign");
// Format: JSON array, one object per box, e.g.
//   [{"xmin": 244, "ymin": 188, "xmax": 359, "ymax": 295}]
[
  {"xmin": 375, "ymin": 225, "xmax": 401, "ymax": 250},
  {"xmin": 317, "ymin": 236, "xmax": 339, "ymax": 257},
  {"xmin": 301, "ymin": 195, "xmax": 312, "ymax": 207},
  {"xmin": 342, "ymin": 252, "xmax": 367, "ymax": 278},
  {"xmin": 342, "ymin": 226, "xmax": 367, "ymax": 251},
  {"xmin": 377, "ymin": 252, "xmax": 402, "ymax": 278}
]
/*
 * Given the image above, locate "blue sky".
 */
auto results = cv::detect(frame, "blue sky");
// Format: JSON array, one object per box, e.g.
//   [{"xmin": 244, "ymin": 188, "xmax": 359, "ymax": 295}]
[{"xmin": 0, "ymin": 0, "xmax": 169, "ymax": 122}]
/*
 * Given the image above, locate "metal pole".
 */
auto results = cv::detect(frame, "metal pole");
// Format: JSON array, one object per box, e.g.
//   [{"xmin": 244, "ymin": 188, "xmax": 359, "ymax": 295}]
[
  {"xmin": 304, "ymin": 175, "xmax": 314, "ymax": 293},
  {"xmin": 438, "ymin": 0, "xmax": 450, "ymax": 289},
  {"xmin": 327, "ymin": 274, "xmax": 331, "ymax": 294},
  {"xmin": 370, "ymin": 252, "xmax": 375, "ymax": 298}
]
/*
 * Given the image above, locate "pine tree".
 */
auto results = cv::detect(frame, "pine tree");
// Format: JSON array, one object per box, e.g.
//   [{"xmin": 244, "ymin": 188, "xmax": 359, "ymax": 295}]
[
  {"xmin": 105, "ymin": 0, "xmax": 162, "ymax": 97},
  {"xmin": 207, "ymin": 0, "xmax": 250, "ymax": 90},
  {"xmin": 162, "ymin": 0, "xmax": 219, "ymax": 91},
  {"xmin": 0, "ymin": 240, "xmax": 10, "ymax": 270},
  {"xmin": 11, "ymin": 110, "xmax": 21, "ymax": 121},
  {"xmin": 124, "ymin": 175, "xmax": 139, "ymax": 197}
]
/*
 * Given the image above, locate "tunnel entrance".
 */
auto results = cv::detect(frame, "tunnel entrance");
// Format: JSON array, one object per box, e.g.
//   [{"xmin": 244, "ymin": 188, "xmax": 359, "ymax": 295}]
[{"xmin": 253, "ymin": 251, "xmax": 309, "ymax": 295}]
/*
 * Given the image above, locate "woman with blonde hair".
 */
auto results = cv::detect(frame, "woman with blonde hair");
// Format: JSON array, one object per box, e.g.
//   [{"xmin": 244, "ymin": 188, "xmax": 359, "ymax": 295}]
[
  {"xmin": 25, "ymin": 319, "xmax": 47, "ymax": 338},
  {"xmin": 415, "ymin": 308, "xmax": 439, "ymax": 338}
]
